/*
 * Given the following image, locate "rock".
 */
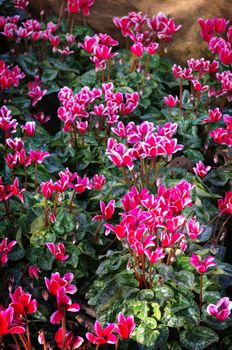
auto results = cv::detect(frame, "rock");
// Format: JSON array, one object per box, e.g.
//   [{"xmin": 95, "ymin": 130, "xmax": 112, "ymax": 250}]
[{"xmin": 29, "ymin": 0, "xmax": 232, "ymax": 64}]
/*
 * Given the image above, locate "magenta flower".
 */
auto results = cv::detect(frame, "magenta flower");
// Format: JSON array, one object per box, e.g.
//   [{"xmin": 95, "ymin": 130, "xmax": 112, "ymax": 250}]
[
  {"xmin": 218, "ymin": 191, "xmax": 232, "ymax": 215},
  {"xmin": 115, "ymin": 312, "xmax": 135, "ymax": 339},
  {"xmin": 22, "ymin": 121, "xmax": 36, "ymax": 137},
  {"xmin": 46, "ymin": 242, "xmax": 69, "ymax": 261},
  {"xmin": 190, "ymin": 254, "xmax": 216, "ymax": 273},
  {"xmin": 145, "ymin": 248, "xmax": 165, "ymax": 264},
  {"xmin": 0, "ymin": 307, "xmax": 25, "ymax": 335},
  {"xmin": 193, "ymin": 161, "xmax": 211, "ymax": 178},
  {"xmin": 50, "ymin": 287, "xmax": 80, "ymax": 324},
  {"xmin": 92, "ymin": 174, "xmax": 105, "ymax": 190},
  {"xmin": 203, "ymin": 108, "xmax": 222, "ymax": 123},
  {"xmin": 28, "ymin": 265, "xmax": 41, "ymax": 280},
  {"xmin": 186, "ymin": 217, "xmax": 203, "ymax": 240},
  {"xmin": 55, "ymin": 327, "xmax": 84, "ymax": 349},
  {"xmin": 164, "ymin": 95, "xmax": 179, "ymax": 108},
  {"xmin": 86, "ymin": 321, "xmax": 117, "ymax": 345},
  {"xmin": 93, "ymin": 199, "xmax": 115, "ymax": 221},
  {"xmin": 0, "ymin": 238, "xmax": 17, "ymax": 265},
  {"xmin": 45, "ymin": 272, "xmax": 77, "ymax": 295},
  {"xmin": 40, "ymin": 180, "xmax": 54, "ymax": 198},
  {"xmin": 207, "ymin": 297, "xmax": 232, "ymax": 321},
  {"xmin": 9, "ymin": 287, "xmax": 38, "ymax": 316},
  {"xmin": 5, "ymin": 177, "xmax": 25, "ymax": 203}
]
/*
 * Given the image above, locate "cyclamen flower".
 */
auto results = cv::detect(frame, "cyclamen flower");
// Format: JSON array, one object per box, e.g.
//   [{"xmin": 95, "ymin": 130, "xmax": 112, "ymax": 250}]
[
  {"xmin": 45, "ymin": 272, "xmax": 77, "ymax": 295},
  {"xmin": 22, "ymin": 121, "xmax": 36, "ymax": 137},
  {"xmin": 207, "ymin": 297, "xmax": 232, "ymax": 321},
  {"xmin": 190, "ymin": 254, "xmax": 216, "ymax": 273},
  {"xmin": 0, "ymin": 307, "xmax": 25, "ymax": 335},
  {"xmin": 93, "ymin": 199, "xmax": 115, "ymax": 220},
  {"xmin": 46, "ymin": 242, "xmax": 69, "ymax": 261},
  {"xmin": 86, "ymin": 321, "xmax": 117, "ymax": 345},
  {"xmin": 203, "ymin": 108, "xmax": 222, "ymax": 123},
  {"xmin": 115, "ymin": 312, "xmax": 135, "ymax": 339},
  {"xmin": 92, "ymin": 174, "xmax": 105, "ymax": 190},
  {"xmin": 193, "ymin": 161, "xmax": 211, "ymax": 177},
  {"xmin": 186, "ymin": 217, "xmax": 203, "ymax": 240},
  {"xmin": 145, "ymin": 248, "xmax": 165, "ymax": 264},
  {"xmin": 218, "ymin": 192, "xmax": 232, "ymax": 215},
  {"xmin": 9, "ymin": 287, "xmax": 38, "ymax": 315},
  {"xmin": 164, "ymin": 95, "xmax": 179, "ymax": 107},
  {"xmin": 50, "ymin": 287, "xmax": 80, "ymax": 324},
  {"xmin": 28, "ymin": 266, "xmax": 41, "ymax": 280},
  {"xmin": 0, "ymin": 238, "xmax": 17, "ymax": 265},
  {"xmin": 55, "ymin": 327, "xmax": 84, "ymax": 349}
]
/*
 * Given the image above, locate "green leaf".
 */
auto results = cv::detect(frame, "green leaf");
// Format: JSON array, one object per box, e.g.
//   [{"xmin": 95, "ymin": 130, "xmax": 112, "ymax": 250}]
[
  {"xmin": 180, "ymin": 326, "xmax": 219, "ymax": 350},
  {"xmin": 154, "ymin": 285, "xmax": 174, "ymax": 304},
  {"xmin": 42, "ymin": 68, "xmax": 58, "ymax": 82},
  {"xmin": 133, "ymin": 322, "xmax": 169, "ymax": 349},
  {"xmin": 156, "ymin": 263, "xmax": 174, "ymax": 280},
  {"xmin": 174, "ymin": 270, "xmax": 195, "ymax": 290},
  {"xmin": 206, "ymin": 169, "xmax": 229, "ymax": 186},
  {"xmin": 151, "ymin": 303, "xmax": 161, "ymax": 320},
  {"xmin": 137, "ymin": 289, "xmax": 154, "ymax": 301}
]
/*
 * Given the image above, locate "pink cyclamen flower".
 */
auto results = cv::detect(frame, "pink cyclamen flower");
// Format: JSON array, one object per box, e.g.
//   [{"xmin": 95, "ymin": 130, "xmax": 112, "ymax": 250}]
[
  {"xmin": 186, "ymin": 216, "xmax": 203, "ymax": 240},
  {"xmin": 45, "ymin": 272, "xmax": 77, "ymax": 295},
  {"xmin": 92, "ymin": 174, "xmax": 105, "ymax": 190},
  {"xmin": 218, "ymin": 191, "xmax": 232, "ymax": 215},
  {"xmin": 203, "ymin": 108, "xmax": 222, "ymax": 123},
  {"xmin": 0, "ymin": 307, "xmax": 25, "ymax": 335},
  {"xmin": 50, "ymin": 287, "xmax": 80, "ymax": 324},
  {"xmin": 9, "ymin": 287, "xmax": 38, "ymax": 316},
  {"xmin": 0, "ymin": 238, "xmax": 17, "ymax": 265},
  {"xmin": 145, "ymin": 248, "xmax": 166, "ymax": 264},
  {"xmin": 46, "ymin": 242, "xmax": 69, "ymax": 261},
  {"xmin": 207, "ymin": 297, "xmax": 232, "ymax": 321},
  {"xmin": 55, "ymin": 327, "xmax": 84, "ymax": 349},
  {"xmin": 115, "ymin": 312, "xmax": 135, "ymax": 339},
  {"xmin": 93, "ymin": 199, "xmax": 115, "ymax": 220},
  {"xmin": 22, "ymin": 121, "xmax": 36, "ymax": 137},
  {"xmin": 40, "ymin": 180, "xmax": 54, "ymax": 198},
  {"xmin": 190, "ymin": 254, "xmax": 216, "ymax": 273},
  {"xmin": 193, "ymin": 161, "xmax": 211, "ymax": 177},
  {"xmin": 28, "ymin": 266, "xmax": 41, "ymax": 280},
  {"xmin": 86, "ymin": 321, "xmax": 117, "ymax": 345},
  {"xmin": 164, "ymin": 95, "xmax": 179, "ymax": 108}
]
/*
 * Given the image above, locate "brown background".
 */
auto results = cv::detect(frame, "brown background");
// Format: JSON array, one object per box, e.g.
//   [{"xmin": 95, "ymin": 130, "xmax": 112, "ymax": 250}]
[{"xmin": 29, "ymin": 0, "xmax": 232, "ymax": 64}]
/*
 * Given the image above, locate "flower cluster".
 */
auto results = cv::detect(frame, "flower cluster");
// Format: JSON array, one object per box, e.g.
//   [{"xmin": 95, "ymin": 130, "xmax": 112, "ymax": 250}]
[
  {"xmin": 203, "ymin": 108, "xmax": 232, "ymax": 146},
  {"xmin": 199, "ymin": 17, "xmax": 232, "ymax": 65},
  {"xmin": 107, "ymin": 121, "xmax": 183, "ymax": 173},
  {"xmin": 80, "ymin": 33, "xmax": 118, "ymax": 71},
  {"xmin": 114, "ymin": 11, "xmax": 181, "ymax": 58},
  {"xmin": 13, "ymin": 0, "xmax": 29, "ymax": 10},
  {"xmin": 67, "ymin": 0, "xmax": 95, "ymax": 16},
  {"xmin": 0, "ymin": 177, "xmax": 25, "ymax": 204},
  {"xmin": 102, "ymin": 181, "xmax": 204, "ymax": 282},
  {"xmin": 27, "ymin": 76, "xmax": 47, "ymax": 106},
  {"xmin": 0, "ymin": 60, "xmax": 25, "ymax": 90},
  {"xmin": 58, "ymin": 82, "xmax": 139, "ymax": 137},
  {"xmin": 86, "ymin": 313, "xmax": 135, "ymax": 345}
]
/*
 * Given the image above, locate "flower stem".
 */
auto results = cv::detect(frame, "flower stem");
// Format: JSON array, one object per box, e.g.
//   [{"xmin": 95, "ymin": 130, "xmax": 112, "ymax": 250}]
[
  {"xmin": 57, "ymin": 0, "xmax": 65, "ymax": 28},
  {"xmin": 199, "ymin": 273, "xmax": 203, "ymax": 313},
  {"xmin": 107, "ymin": 59, "xmax": 111, "ymax": 82},
  {"xmin": 69, "ymin": 190, "xmax": 76, "ymax": 213},
  {"xmin": 149, "ymin": 261, "xmax": 153, "ymax": 288},
  {"xmin": 93, "ymin": 222, "xmax": 103, "ymax": 245},
  {"xmin": 24, "ymin": 164, "xmax": 28, "ymax": 191},
  {"xmin": 62, "ymin": 308, "xmax": 66, "ymax": 350},
  {"xmin": 44, "ymin": 197, "xmax": 48, "ymax": 227},
  {"xmin": 179, "ymin": 78, "xmax": 183, "ymax": 111},
  {"xmin": 34, "ymin": 162, "xmax": 38, "ymax": 191},
  {"xmin": 115, "ymin": 338, "xmax": 119, "ymax": 350},
  {"xmin": 25, "ymin": 315, "xmax": 32, "ymax": 350},
  {"xmin": 11, "ymin": 334, "xmax": 20, "ymax": 350}
]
